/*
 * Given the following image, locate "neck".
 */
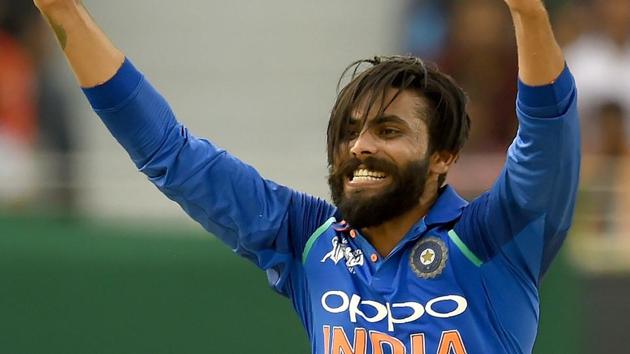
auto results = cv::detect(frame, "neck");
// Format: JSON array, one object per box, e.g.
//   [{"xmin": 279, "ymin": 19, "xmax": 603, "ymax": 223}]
[{"xmin": 361, "ymin": 182, "xmax": 440, "ymax": 257}]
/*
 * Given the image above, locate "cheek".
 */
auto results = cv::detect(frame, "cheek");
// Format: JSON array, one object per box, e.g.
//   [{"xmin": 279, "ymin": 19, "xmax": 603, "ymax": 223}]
[
  {"xmin": 332, "ymin": 145, "xmax": 352, "ymax": 163},
  {"xmin": 385, "ymin": 140, "xmax": 426, "ymax": 162},
  {"xmin": 410, "ymin": 133, "xmax": 429, "ymax": 154},
  {"xmin": 330, "ymin": 157, "xmax": 347, "ymax": 176}
]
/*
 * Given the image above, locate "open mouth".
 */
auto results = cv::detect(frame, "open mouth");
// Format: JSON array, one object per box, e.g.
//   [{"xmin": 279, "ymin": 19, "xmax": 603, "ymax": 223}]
[{"xmin": 347, "ymin": 168, "xmax": 388, "ymax": 185}]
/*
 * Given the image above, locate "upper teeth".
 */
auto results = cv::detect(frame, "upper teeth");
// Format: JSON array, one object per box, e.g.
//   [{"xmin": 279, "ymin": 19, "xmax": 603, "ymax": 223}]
[{"xmin": 353, "ymin": 169, "xmax": 385, "ymax": 178}]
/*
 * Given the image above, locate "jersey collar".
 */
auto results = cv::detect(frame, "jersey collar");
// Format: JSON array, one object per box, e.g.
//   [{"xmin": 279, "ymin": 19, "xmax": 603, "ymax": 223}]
[
  {"xmin": 423, "ymin": 185, "xmax": 469, "ymax": 226},
  {"xmin": 389, "ymin": 186, "xmax": 468, "ymax": 254},
  {"xmin": 343, "ymin": 185, "xmax": 469, "ymax": 261}
]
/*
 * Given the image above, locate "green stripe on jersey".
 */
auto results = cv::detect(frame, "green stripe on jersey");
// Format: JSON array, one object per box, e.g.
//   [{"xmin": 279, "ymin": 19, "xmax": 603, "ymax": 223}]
[
  {"xmin": 448, "ymin": 229, "xmax": 483, "ymax": 267},
  {"xmin": 302, "ymin": 217, "xmax": 336, "ymax": 264}
]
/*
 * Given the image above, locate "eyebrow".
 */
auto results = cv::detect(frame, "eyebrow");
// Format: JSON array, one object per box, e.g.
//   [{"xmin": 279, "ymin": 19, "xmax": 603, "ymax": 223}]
[{"xmin": 348, "ymin": 114, "xmax": 410, "ymax": 127}]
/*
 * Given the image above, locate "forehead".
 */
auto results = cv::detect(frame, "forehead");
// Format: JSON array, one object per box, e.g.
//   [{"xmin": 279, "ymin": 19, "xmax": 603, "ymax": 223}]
[{"xmin": 350, "ymin": 89, "xmax": 429, "ymax": 128}]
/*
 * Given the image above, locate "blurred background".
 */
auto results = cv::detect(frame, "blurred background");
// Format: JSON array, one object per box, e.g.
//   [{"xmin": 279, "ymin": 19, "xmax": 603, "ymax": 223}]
[{"xmin": 0, "ymin": 0, "xmax": 628, "ymax": 352}]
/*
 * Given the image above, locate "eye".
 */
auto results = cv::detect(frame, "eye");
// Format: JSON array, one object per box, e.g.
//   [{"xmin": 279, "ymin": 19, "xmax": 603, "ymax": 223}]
[
  {"xmin": 380, "ymin": 127, "xmax": 400, "ymax": 137},
  {"xmin": 343, "ymin": 127, "xmax": 359, "ymax": 140}
]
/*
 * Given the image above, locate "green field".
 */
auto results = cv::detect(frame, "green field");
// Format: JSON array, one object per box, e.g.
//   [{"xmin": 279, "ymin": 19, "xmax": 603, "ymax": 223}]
[{"xmin": 0, "ymin": 213, "xmax": 581, "ymax": 353}]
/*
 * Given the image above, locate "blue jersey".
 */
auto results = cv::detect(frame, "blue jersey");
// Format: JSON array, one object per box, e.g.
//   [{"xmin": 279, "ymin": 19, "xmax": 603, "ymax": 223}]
[{"xmin": 83, "ymin": 59, "xmax": 580, "ymax": 354}]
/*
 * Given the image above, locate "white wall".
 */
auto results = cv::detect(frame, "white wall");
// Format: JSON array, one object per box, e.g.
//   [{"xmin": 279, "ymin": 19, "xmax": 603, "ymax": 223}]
[{"xmin": 65, "ymin": 1, "xmax": 401, "ymax": 221}]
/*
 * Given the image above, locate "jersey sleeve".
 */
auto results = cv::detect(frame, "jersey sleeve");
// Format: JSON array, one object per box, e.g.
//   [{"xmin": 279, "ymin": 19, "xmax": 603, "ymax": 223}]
[
  {"xmin": 82, "ymin": 58, "xmax": 336, "ymax": 294},
  {"xmin": 453, "ymin": 65, "xmax": 580, "ymax": 284}
]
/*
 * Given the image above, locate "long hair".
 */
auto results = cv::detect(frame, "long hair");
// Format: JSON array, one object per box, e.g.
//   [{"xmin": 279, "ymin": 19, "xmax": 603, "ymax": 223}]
[{"xmin": 327, "ymin": 55, "xmax": 471, "ymax": 166}]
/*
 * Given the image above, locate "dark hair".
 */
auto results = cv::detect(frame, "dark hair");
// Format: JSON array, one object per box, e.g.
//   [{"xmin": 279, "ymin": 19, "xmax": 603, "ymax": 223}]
[{"xmin": 326, "ymin": 55, "xmax": 471, "ymax": 167}]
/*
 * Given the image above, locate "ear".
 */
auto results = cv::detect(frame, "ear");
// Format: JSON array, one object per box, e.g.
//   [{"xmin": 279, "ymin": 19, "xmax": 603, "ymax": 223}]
[{"xmin": 429, "ymin": 151, "xmax": 457, "ymax": 175}]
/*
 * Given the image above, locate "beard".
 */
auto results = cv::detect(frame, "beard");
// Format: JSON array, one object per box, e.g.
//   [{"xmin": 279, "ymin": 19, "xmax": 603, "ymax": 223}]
[{"xmin": 328, "ymin": 155, "xmax": 430, "ymax": 229}]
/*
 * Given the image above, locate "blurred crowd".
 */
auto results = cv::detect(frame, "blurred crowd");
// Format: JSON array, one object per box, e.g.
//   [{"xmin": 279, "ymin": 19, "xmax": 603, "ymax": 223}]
[
  {"xmin": 404, "ymin": 0, "xmax": 630, "ymax": 264},
  {"xmin": 405, "ymin": 0, "xmax": 629, "ymax": 156},
  {"xmin": 0, "ymin": 0, "xmax": 628, "ymax": 243},
  {"xmin": 0, "ymin": 1, "xmax": 76, "ymax": 213}
]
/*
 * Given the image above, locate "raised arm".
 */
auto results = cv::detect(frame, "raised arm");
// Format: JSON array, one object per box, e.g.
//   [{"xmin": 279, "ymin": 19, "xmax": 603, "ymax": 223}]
[
  {"xmin": 34, "ymin": 0, "xmax": 123, "ymax": 87},
  {"xmin": 33, "ymin": 0, "xmax": 337, "ymax": 296},
  {"xmin": 453, "ymin": 0, "xmax": 580, "ymax": 283},
  {"xmin": 505, "ymin": 0, "xmax": 565, "ymax": 85}
]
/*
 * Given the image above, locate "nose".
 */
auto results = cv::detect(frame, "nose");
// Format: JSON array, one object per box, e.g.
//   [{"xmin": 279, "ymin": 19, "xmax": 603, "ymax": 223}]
[{"xmin": 349, "ymin": 130, "xmax": 378, "ymax": 158}]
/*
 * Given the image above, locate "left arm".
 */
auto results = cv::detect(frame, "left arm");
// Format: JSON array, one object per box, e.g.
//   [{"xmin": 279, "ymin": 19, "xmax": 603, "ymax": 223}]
[
  {"xmin": 453, "ymin": 0, "xmax": 580, "ymax": 282},
  {"xmin": 507, "ymin": 0, "xmax": 565, "ymax": 85}
]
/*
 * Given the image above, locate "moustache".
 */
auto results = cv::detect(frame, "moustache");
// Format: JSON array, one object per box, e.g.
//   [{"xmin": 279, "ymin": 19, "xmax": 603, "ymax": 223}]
[{"xmin": 331, "ymin": 156, "xmax": 399, "ymax": 180}]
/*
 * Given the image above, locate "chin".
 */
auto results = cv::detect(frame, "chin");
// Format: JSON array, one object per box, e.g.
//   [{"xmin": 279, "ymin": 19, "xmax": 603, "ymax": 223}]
[{"xmin": 344, "ymin": 187, "xmax": 387, "ymax": 202}]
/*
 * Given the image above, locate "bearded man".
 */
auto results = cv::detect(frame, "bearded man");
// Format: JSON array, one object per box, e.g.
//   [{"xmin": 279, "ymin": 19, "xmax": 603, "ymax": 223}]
[{"xmin": 33, "ymin": 0, "xmax": 579, "ymax": 352}]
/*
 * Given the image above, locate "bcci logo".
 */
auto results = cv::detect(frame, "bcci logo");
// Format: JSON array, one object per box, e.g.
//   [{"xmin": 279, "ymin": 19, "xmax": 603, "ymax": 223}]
[{"xmin": 410, "ymin": 236, "xmax": 448, "ymax": 279}]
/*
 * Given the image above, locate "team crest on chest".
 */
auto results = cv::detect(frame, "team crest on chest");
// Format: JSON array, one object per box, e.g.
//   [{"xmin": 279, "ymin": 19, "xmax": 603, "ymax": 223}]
[{"xmin": 410, "ymin": 236, "xmax": 448, "ymax": 279}]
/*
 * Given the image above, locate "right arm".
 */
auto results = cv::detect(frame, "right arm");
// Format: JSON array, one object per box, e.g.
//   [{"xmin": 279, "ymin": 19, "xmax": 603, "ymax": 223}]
[
  {"xmin": 34, "ymin": 0, "xmax": 124, "ymax": 87},
  {"xmin": 34, "ymin": 0, "xmax": 337, "ymax": 294}
]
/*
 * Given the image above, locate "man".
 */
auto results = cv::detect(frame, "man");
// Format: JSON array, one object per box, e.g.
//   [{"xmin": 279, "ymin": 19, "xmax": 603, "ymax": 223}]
[{"xmin": 33, "ymin": 0, "xmax": 579, "ymax": 353}]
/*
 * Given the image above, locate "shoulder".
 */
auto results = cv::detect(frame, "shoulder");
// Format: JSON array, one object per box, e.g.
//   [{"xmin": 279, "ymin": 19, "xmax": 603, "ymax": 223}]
[{"xmin": 301, "ymin": 217, "xmax": 341, "ymax": 264}]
